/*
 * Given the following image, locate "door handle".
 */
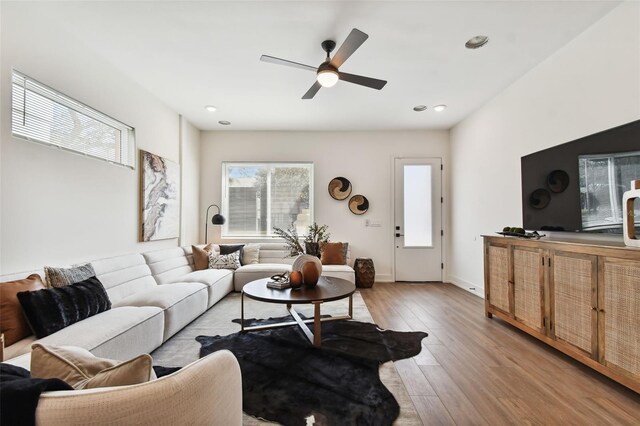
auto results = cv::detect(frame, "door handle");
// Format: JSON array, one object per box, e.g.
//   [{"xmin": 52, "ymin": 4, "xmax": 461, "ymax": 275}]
[{"xmin": 395, "ymin": 233, "xmax": 404, "ymax": 237}]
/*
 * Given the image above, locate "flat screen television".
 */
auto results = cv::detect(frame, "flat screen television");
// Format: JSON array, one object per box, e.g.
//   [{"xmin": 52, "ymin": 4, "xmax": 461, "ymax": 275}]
[{"xmin": 522, "ymin": 119, "xmax": 640, "ymax": 234}]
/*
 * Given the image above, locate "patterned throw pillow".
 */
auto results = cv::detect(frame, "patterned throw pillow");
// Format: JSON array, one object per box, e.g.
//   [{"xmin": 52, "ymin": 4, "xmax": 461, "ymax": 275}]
[
  {"xmin": 44, "ymin": 263, "xmax": 96, "ymax": 288},
  {"xmin": 209, "ymin": 251, "xmax": 241, "ymax": 270}
]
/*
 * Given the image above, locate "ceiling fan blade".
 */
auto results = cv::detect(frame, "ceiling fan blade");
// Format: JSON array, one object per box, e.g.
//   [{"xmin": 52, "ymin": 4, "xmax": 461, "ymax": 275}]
[
  {"xmin": 260, "ymin": 55, "xmax": 317, "ymax": 72},
  {"xmin": 330, "ymin": 28, "xmax": 368, "ymax": 68},
  {"xmin": 338, "ymin": 72, "xmax": 387, "ymax": 90},
  {"xmin": 302, "ymin": 81, "xmax": 322, "ymax": 99}
]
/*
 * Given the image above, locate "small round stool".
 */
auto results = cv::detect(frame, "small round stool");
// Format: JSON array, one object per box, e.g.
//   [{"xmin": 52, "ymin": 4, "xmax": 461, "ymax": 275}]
[{"xmin": 354, "ymin": 258, "xmax": 375, "ymax": 288}]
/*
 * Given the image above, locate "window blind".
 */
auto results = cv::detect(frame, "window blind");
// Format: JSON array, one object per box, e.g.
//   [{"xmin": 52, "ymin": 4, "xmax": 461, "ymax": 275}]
[{"xmin": 11, "ymin": 70, "xmax": 135, "ymax": 168}]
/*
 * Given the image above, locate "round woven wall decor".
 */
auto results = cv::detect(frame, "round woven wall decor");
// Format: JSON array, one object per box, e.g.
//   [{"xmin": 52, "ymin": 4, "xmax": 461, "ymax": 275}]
[
  {"xmin": 530, "ymin": 188, "xmax": 551, "ymax": 209},
  {"xmin": 349, "ymin": 195, "xmax": 369, "ymax": 215},
  {"xmin": 328, "ymin": 177, "xmax": 352, "ymax": 200}
]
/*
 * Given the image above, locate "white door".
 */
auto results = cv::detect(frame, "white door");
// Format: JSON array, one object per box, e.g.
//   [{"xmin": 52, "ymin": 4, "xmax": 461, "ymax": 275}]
[{"xmin": 394, "ymin": 158, "xmax": 442, "ymax": 282}]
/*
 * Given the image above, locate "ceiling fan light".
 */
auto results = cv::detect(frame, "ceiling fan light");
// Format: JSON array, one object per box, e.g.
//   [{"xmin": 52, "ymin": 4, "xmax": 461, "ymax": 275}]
[{"xmin": 317, "ymin": 69, "xmax": 339, "ymax": 88}]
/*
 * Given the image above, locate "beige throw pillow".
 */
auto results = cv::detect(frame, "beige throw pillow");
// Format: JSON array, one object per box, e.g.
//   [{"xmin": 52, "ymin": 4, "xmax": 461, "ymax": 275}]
[
  {"xmin": 242, "ymin": 244, "xmax": 260, "ymax": 265},
  {"xmin": 30, "ymin": 343, "xmax": 156, "ymax": 389},
  {"xmin": 192, "ymin": 243, "xmax": 216, "ymax": 270}
]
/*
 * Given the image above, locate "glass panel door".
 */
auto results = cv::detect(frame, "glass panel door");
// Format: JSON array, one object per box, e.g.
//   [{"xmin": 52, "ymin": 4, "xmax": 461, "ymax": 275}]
[{"xmin": 403, "ymin": 164, "xmax": 433, "ymax": 247}]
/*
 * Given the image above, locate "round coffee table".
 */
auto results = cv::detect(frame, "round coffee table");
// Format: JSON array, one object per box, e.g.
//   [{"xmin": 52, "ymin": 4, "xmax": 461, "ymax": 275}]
[{"xmin": 241, "ymin": 276, "xmax": 356, "ymax": 347}]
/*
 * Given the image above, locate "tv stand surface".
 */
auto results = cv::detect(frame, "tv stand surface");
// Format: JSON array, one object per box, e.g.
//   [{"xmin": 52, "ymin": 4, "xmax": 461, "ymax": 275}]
[{"xmin": 483, "ymin": 235, "xmax": 639, "ymax": 393}]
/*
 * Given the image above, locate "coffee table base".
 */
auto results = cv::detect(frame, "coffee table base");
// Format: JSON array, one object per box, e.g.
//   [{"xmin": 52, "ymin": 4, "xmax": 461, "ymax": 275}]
[{"xmin": 240, "ymin": 293, "xmax": 353, "ymax": 347}]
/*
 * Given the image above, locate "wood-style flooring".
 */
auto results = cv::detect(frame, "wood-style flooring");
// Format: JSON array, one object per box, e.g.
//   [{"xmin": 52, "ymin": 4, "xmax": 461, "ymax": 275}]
[{"xmin": 359, "ymin": 282, "xmax": 640, "ymax": 425}]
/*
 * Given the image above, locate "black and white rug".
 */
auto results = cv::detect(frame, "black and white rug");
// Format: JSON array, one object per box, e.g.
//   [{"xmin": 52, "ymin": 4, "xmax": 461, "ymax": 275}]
[{"xmin": 197, "ymin": 317, "xmax": 427, "ymax": 426}]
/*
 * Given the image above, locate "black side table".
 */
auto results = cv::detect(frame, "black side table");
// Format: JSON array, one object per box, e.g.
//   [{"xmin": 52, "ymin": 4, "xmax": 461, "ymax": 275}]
[{"xmin": 354, "ymin": 258, "xmax": 375, "ymax": 288}]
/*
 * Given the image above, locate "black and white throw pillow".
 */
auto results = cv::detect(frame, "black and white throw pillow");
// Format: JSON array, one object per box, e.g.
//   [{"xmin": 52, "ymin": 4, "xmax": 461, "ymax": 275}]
[{"xmin": 209, "ymin": 251, "xmax": 241, "ymax": 270}]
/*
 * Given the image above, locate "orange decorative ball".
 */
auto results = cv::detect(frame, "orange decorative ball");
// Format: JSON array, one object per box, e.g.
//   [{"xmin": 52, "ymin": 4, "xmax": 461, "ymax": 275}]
[
  {"xmin": 302, "ymin": 262, "xmax": 320, "ymax": 287},
  {"xmin": 289, "ymin": 271, "xmax": 303, "ymax": 288}
]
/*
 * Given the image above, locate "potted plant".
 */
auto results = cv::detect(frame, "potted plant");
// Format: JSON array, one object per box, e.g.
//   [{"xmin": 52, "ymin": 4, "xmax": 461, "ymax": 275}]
[
  {"xmin": 304, "ymin": 223, "xmax": 330, "ymax": 258},
  {"xmin": 272, "ymin": 222, "xmax": 330, "ymax": 258}
]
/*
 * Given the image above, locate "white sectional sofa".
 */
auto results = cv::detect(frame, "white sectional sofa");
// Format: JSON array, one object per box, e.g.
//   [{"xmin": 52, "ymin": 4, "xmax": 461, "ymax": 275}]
[{"xmin": 2, "ymin": 242, "xmax": 355, "ymax": 364}]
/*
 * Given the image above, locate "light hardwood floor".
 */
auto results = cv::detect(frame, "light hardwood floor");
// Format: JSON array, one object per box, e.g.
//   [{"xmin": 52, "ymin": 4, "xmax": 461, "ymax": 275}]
[{"xmin": 359, "ymin": 282, "xmax": 640, "ymax": 425}]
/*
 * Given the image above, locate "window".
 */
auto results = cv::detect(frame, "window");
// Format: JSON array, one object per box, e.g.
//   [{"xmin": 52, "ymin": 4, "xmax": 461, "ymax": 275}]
[
  {"xmin": 11, "ymin": 70, "xmax": 135, "ymax": 168},
  {"xmin": 222, "ymin": 162, "xmax": 314, "ymax": 237}
]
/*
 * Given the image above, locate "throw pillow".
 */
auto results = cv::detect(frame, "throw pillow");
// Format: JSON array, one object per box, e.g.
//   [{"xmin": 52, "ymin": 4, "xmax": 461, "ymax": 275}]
[
  {"xmin": 17, "ymin": 276, "xmax": 111, "ymax": 338},
  {"xmin": 242, "ymin": 244, "xmax": 260, "ymax": 265},
  {"xmin": 30, "ymin": 343, "xmax": 156, "ymax": 390},
  {"xmin": 219, "ymin": 244, "xmax": 244, "ymax": 255},
  {"xmin": 192, "ymin": 243, "xmax": 216, "ymax": 271},
  {"xmin": 209, "ymin": 251, "xmax": 241, "ymax": 270},
  {"xmin": 320, "ymin": 242, "xmax": 346, "ymax": 265},
  {"xmin": 44, "ymin": 263, "xmax": 95, "ymax": 288},
  {"xmin": 0, "ymin": 274, "xmax": 45, "ymax": 346}
]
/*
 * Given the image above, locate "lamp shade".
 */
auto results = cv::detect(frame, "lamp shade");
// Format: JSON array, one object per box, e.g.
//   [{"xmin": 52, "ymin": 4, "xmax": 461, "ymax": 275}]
[
  {"xmin": 317, "ymin": 69, "xmax": 338, "ymax": 87},
  {"xmin": 211, "ymin": 213, "xmax": 225, "ymax": 225}
]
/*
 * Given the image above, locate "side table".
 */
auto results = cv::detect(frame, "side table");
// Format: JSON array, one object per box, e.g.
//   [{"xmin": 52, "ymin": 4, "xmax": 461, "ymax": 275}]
[{"xmin": 354, "ymin": 258, "xmax": 375, "ymax": 288}]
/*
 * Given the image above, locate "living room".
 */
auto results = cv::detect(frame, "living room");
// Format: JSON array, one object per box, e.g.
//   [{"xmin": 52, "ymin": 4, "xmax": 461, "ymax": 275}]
[{"xmin": 1, "ymin": 1, "xmax": 639, "ymax": 425}]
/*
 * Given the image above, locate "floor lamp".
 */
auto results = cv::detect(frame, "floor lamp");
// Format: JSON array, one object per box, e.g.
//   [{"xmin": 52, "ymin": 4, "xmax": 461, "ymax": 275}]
[{"xmin": 205, "ymin": 204, "xmax": 225, "ymax": 244}]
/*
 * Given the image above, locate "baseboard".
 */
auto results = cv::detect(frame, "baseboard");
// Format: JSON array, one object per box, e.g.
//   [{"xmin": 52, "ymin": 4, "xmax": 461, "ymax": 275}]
[
  {"xmin": 447, "ymin": 275, "xmax": 484, "ymax": 299},
  {"xmin": 375, "ymin": 274, "xmax": 393, "ymax": 282}
]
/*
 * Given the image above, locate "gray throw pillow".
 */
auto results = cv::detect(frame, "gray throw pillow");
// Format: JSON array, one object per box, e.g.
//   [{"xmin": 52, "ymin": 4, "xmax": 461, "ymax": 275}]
[{"xmin": 44, "ymin": 263, "xmax": 96, "ymax": 288}]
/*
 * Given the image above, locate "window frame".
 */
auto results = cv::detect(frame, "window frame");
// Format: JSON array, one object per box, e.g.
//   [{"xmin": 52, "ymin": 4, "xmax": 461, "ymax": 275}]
[
  {"xmin": 11, "ymin": 69, "xmax": 136, "ymax": 169},
  {"xmin": 221, "ymin": 161, "xmax": 315, "ymax": 239}
]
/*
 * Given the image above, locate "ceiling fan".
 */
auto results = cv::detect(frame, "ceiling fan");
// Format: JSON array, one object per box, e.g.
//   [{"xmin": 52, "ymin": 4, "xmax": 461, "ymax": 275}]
[{"xmin": 260, "ymin": 28, "xmax": 387, "ymax": 99}]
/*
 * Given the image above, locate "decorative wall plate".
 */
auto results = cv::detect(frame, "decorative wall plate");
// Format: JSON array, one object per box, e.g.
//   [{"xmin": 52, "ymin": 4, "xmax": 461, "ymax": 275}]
[
  {"xmin": 349, "ymin": 195, "xmax": 369, "ymax": 215},
  {"xmin": 328, "ymin": 177, "xmax": 352, "ymax": 200},
  {"xmin": 529, "ymin": 188, "xmax": 551, "ymax": 209},
  {"xmin": 547, "ymin": 170, "xmax": 570, "ymax": 193}
]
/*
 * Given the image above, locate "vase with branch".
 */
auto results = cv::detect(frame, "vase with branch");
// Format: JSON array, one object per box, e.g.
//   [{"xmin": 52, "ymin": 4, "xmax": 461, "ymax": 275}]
[
  {"xmin": 272, "ymin": 222, "xmax": 330, "ymax": 258},
  {"xmin": 304, "ymin": 223, "xmax": 330, "ymax": 258}
]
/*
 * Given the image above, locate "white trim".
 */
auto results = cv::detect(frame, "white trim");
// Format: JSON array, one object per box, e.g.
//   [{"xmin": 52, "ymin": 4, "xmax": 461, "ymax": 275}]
[{"xmin": 447, "ymin": 274, "xmax": 485, "ymax": 299}]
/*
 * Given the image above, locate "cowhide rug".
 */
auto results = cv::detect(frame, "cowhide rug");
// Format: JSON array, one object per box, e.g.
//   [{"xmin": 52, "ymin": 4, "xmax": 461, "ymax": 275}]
[{"xmin": 196, "ymin": 317, "xmax": 427, "ymax": 426}]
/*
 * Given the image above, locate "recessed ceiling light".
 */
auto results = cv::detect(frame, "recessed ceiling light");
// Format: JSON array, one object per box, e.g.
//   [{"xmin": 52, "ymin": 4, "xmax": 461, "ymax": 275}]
[
  {"xmin": 433, "ymin": 105, "xmax": 447, "ymax": 112},
  {"xmin": 413, "ymin": 105, "xmax": 427, "ymax": 112},
  {"xmin": 218, "ymin": 120, "xmax": 231, "ymax": 126},
  {"xmin": 465, "ymin": 35, "xmax": 489, "ymax": 49},
  {"xmin": 205, "ymin": 105, "xmax": 217, "ymax": 112}
]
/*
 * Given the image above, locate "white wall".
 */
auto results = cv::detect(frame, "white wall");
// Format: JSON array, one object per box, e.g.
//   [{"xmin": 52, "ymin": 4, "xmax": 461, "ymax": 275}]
[
  {"xmin": 448, "ymin": 2, "xmax": 640, "ymax": 295},
  {"xmin": 200, "ymin": 130, "xmax": 450, "ymax": 282},
  {"xmin": 0, "ymin": 3, "xmax": 192, "ymax": 274},
  {"xmin": 179, "ymin": 116, "xmax": 201, "ymax": 246}
]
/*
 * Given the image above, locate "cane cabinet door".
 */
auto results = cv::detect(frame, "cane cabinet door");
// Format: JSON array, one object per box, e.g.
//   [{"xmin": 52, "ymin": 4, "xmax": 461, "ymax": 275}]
[
  {"xmin": 512, "ymin": 246, "xmax": 546, "ymax": 333},
  {"xmin": 598, "ymin": 257, "xmax": 640, "ymax": 379},
  {"xmin": 549, "ymin": 251, "xmax": 598, "ymax": 358},
  {"xmin": 486, "ymin": 242, "xmax": 511, "ymax": 315}
]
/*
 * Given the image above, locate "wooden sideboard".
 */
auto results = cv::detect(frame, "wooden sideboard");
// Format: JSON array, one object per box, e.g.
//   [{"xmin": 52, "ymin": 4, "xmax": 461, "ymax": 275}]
[{"xmin": 483, "ymin": 235, "xmax": 640, "ymax": 393}]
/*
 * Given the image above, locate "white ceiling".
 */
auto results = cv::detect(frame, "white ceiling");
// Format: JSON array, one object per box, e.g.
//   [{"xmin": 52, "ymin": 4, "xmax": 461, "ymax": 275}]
[{"xmin": 33, "ymin": 1, "xmax": 619, "ymax": 131}]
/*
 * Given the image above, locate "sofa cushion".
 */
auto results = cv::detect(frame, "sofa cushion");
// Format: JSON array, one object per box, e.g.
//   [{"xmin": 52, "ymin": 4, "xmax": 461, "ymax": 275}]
[
  {"xmin": 35, "ymin": 306, "xmax": 163, "ymax": 355},
  {"xmin": 17, "ymin": 277, "xmax": 111, "ymax": 339},
  {"xmin": 1, "ymin": 274, "xmax": 45, "ymax": 346},
  {"xmin": 178, "ymin": 269, "xmax": 233, "ymax": 287},
  {"xmin": 91, "ymin": 254, "xmax": 157, "ymax": 305},
  {"xmin": 256, "ymin": 243, "xmax": 297, "ymax": 265},
  {"xmin": 44, "ymin": 263, "xmax": 96, "ymax": 288},
  {"xmin": 143, "ymin": 248, "xmax": 194, "ymax": 285},
  {"xmin": 320, "ymin": 265, "xmax": 356, "ymax": 284},
  {"xmin": 113, "ymin": 282, "xmax": 206, "ymax": 311},
  {"xmin": 233, "ymin": 263, "xmax": 292, "ymax": 291},
  {"xmin": 30, "ymin": 343, "xmax": 156, "ymax": 389},
  {"xmin": 113, "ymin": 283, "xmax": 207, "ymax": 340},
  {"xmin": 192, "ymin": 243, "xmax": 215, "ymax": 271}
]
